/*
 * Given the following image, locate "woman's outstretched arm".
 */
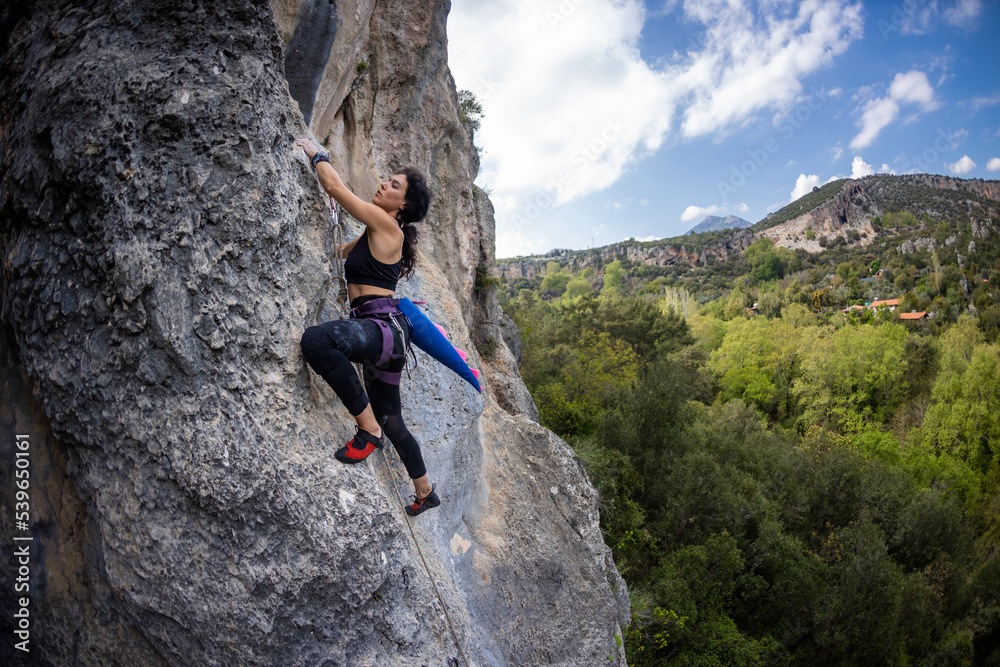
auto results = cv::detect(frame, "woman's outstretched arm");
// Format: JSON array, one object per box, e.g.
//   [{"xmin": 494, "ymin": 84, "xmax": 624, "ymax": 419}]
[{"xmin": 294, "ymin": 139, "xmax": 397, "ymax": 236}]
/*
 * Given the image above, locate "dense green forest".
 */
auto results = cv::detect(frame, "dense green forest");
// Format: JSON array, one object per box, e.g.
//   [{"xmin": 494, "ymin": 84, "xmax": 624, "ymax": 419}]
[{"xmin": 497, "ymin": 190, "xmax": 1000, "ymax": 665}]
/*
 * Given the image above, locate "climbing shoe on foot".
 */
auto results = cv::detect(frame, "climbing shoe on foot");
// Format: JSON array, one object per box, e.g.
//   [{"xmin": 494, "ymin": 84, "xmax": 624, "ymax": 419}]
[
  {"xmin": 334, "ymin": 428, "xmax": 384, "ymax": 464},
  {"xmin": 405, "ymin": 484, "xmax": 440, "ymax": 516}
]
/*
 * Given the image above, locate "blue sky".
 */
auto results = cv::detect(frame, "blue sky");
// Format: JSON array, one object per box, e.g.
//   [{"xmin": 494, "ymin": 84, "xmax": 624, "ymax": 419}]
[{"xmin": 447, "ymin": 0, "xmax": 1000, "ymax": 257}]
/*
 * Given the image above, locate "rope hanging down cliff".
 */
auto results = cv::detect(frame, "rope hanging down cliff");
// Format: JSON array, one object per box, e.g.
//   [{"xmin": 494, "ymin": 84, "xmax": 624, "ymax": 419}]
[{"xmin": 378, "ymin": 445, "xmax": 468, "ymax": 667}]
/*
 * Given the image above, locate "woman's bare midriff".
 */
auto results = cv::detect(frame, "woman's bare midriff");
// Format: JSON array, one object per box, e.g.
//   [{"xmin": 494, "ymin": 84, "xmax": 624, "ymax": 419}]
[{"xmin": 348, "ymin": 284, "xmax": 395, "ymax": 302}]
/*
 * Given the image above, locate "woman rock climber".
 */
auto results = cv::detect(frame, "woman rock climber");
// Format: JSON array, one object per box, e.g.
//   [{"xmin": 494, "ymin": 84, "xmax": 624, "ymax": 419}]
[{"xmin": 295, "ymin": 138, "xmax": 439, "ymax": 516}]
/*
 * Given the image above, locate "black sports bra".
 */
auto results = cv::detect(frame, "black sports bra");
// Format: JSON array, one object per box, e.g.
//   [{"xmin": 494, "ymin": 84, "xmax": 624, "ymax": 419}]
[{"xmin": 344, "ymin": 231, "xmax": 401, "ymax": 291}]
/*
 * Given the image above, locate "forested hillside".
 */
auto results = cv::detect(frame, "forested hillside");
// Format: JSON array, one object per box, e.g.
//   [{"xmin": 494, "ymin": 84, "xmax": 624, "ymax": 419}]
[{"xmin": 497, "ymin": 175, "xmax": 1000, "ymax": 665}]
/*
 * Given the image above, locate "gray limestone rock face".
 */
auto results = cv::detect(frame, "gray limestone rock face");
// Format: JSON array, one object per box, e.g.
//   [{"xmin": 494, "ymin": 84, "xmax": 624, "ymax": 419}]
[{"xmin": 1, "ymin": 1, "xmax": 627, "ymax": 666}]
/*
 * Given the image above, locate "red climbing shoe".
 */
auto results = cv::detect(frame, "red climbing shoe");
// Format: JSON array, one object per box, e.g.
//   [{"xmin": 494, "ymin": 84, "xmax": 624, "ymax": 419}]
[
  {"xmin": 334, "ymin": 428, "xmax": 384, "ymax": 464},
  {"xmin": 405, "ymin": 484, "xmax": 440, "ymax": 516}
]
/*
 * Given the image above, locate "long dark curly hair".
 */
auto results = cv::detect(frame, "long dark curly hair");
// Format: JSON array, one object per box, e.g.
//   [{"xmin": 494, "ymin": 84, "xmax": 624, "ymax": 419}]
[{"xmin": 396, "ymin": 167, "xmax": 432, "ymax": 279}]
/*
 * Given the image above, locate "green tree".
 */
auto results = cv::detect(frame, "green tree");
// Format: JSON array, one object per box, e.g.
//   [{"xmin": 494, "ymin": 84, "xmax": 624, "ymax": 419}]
[
  {"xmin": 744, "ymin": 238, "xmax": 787, "ymax": 283},
  {"xmin": 540, "ymin": 265, "xmax": 571, "ymax": 298},
  {"xmin": 922, "ymin": 317, "xmax": 1000, "ymax": 471},
  {"xmin": 708, "ymin": 317, "xmax": 799, "ymax": 420},
  {"xmin": 457, "ymin": 89, "xmax": 483, "ymax": 132},
  {"xmin": 758, "ymin": 291, "xmax": 782, "ymax": 319},
  {"xmin": 602, "ymin": 260, "xmax": 626, "ymax": 297},
  {"xmin": 793, "ymin": 323, "xmax": 910, "ymax": 431},
  {"xmin": 563, "ymin": 276, "xmax": 592, "ymax": 300},
  {"xmin": 723, "ymin": 287, "xmax": 751, "ymax": 320},
  {"xmin": 536, "ymin": 331, "xmax": 643, "ymax": 435}
]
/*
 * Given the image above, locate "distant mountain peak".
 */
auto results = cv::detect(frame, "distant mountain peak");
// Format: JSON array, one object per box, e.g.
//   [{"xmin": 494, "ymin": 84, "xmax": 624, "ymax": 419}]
[{"xmin": 685, "ymin": 214, "xmax": 753, "ymax": 235}]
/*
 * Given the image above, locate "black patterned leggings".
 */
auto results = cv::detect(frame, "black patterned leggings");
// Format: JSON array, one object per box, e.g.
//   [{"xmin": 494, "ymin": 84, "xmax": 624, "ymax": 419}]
[{"xmin": 300, "ymin": 317, "xmax": 427, "ymax": 479}]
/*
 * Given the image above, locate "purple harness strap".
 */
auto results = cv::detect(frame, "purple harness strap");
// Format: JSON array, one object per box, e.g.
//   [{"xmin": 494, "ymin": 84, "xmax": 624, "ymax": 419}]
[
  {"xmin": 349, "ymin": 296, "xmax": 401, "ymax": 319},
  {"xmin": 349, "ymin": 297, "xmax": 408, "ymax": 385}
]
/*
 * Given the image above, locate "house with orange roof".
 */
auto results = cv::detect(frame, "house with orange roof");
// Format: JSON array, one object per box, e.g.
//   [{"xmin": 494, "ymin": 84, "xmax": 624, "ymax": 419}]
[
  {"xmin": 870, "ymin": 298, "xmax": 900, "ymax": 310},
  {"xmin": 898, "ymin": 312, "xmax": 927, "ymax": 321}
]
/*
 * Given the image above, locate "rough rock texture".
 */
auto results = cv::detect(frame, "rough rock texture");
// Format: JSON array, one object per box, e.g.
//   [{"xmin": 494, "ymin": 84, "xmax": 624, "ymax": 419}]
[
  {"xmin": 972, "ymin": 218, "xmax": 997, "ymax": 240},
  {"xmin": 762, "ymin": 181, "xmax": 877, "ymax": 252},
  {"xmin": 700, "ymin": 228, "xmax": 757, "ymax": 263},
  {"xmin": 899, "ymin": 237, "xmax": 938, "ymax": 254},
  {"xmin": 0, "ymin": 1, "xmax": 627, "ymax": 665},
  {"xmin": 892, "ymin": 173, "xmax": 1000, "ymax": 203}
]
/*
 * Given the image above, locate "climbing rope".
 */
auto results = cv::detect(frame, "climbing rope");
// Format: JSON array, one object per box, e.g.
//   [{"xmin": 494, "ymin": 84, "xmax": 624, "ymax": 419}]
[
  {"xmin": 322, "ymin": 185, "xmax": 469, "ymax": 666},
  {"xmin": 376, "ymin": 446, "xmax": 469, "ymax": 667},
  {"xmin": 328, "ymin": 196, "xmax": 349, "ymax": 317}
]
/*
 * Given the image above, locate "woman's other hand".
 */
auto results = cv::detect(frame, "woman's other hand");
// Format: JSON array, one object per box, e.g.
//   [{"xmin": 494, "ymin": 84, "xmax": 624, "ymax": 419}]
[{"xmin": 295, "ymin": 138, "xmax": 319, "ymax": 159}]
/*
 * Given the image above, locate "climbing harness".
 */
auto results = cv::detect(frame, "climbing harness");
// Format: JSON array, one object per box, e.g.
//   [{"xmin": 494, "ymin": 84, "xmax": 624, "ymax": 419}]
[{"xmin": 348, "ymin": 296, "xmax": 411, "ymax": 385}]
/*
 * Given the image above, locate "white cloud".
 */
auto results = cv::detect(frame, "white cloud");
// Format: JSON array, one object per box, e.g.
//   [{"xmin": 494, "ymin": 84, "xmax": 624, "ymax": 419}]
[
  {"xmin": 677, "ymin": 2, "xmax": 863, "ymax": 138},
  {"xmin": 880, "ymin": 163, "xmax": 897, "ymax": 174},
  {"xmin": 610, "ymin": 198, "xmax": 634, "ymax": 210},
  {"xmin": 851, "ymin": 156, "xmax": 875, "ymax": 178},
  {"xmin": 970, "ymin": 94, "xmax": 1000, "ymax": 111},
  {"xmin": 900, "ymin": 1, "xmax": 939, "ymax": 34},
  {"xmin": 987, "ymin": 158, "xmax": 1000, "ymax": 172},
  {"xmin": 681, "ymin": 204, "xmax": 725, "ymax": 222},
  {"xmin": 735, "ymin": 202, "xmax": 750, "ymax": 213},
  {"xmin": 850, "ymin": 71, "xmax": 937, "ymax": 149},
  {"xmin": 449, "ymin": 0, "xmax": 865, "ymax": 256},
  {"xmin": 640, "ymin": 198, "xmax": 649, "ymax": 206},
  {"xmin": 449, "ymin": 0, "xmax": 670, "ymax": 256},
  {"xmin": 889, "ymin": 70, "xmax": 936, "ymax": 106},
  {"xmin": 633, "ymin": 235, "xmax": 661, "ymax": 242},
  {"xmin": 790, "ymin": 174, "xmax": 821, "ymax": 201},
  {"xmin": 449, "ymin": 0, "xmax": 669, "ymax": 207},
  {"xmin": 831, "ymin": 146, "xmax": 844, "ymax": 161},
  {"xmin": 900, "ymin": 0, "xmax": 981, "ymax": 33},
  {"xmin": 944, "ymin": 0, "xmax": 982, "ymax": 29},
  {"xmin": 495, "ymin": 226, "xmax": 549, "ymax": 257},
  {"xmin": 492, "ymin": 194, "xmax": 549, "ymax": 256},
  {"xmin": 947, "ymin": 155, "xmax": 976, "ymax": 175},
  {"xmin": 941, "ymin": 127, "xmax": 969, "ymax": 149},
  {"xmin": 852, "ymin": 97, "xmax": 900, "ymax": 149}
]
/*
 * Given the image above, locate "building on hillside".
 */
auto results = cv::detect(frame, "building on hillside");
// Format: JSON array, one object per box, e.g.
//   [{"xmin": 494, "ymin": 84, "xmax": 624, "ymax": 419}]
[
  {"xmin": 870, "ymin": 298, "xmax": 900, "ymax": 311},
  {"xmin": 898, "ymin": 311, "xmax": 928, "ymax": 321}
]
